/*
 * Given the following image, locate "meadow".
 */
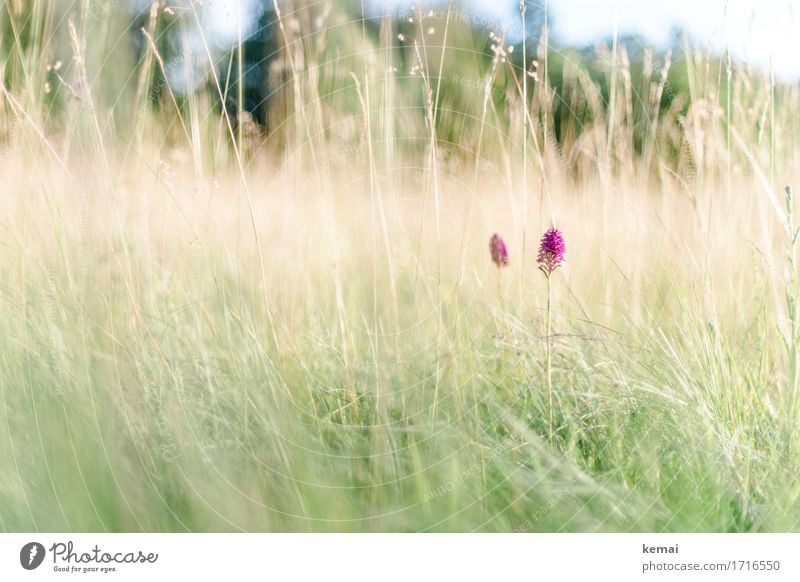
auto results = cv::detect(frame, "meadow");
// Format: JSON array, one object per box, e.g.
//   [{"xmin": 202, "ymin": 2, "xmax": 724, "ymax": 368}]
[{"xmin": 1, "ymin": 0, "xmax": 800, "ymax": 532}]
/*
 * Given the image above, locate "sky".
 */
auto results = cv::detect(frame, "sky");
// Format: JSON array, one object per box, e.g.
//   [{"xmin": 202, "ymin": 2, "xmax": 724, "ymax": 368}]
[
  {"xmin": 471, "ymin": 0, "xmax": 800, "ymax": 80},
  {"xmin": 200, "ymin": 0, "xmax": 800, "ymax": 80}
]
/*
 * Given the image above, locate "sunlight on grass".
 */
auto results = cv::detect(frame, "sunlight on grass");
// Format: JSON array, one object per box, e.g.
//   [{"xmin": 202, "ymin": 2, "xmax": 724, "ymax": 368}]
[{"xmin": 0, "ymin": 0, "xmax": 799, "ymax": 532}]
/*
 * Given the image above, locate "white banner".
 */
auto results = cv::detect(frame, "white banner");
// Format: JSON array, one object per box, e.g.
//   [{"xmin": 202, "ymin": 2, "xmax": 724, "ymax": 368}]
[{"xmin": 1, "ymin": 534, "xmax": 798, "ymax": 581}]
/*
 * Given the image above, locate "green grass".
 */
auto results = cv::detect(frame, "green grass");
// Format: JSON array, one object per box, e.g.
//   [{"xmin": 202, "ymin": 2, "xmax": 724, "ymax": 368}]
[{"xmin": 0, "ymin": 163, "xmax": 797, "ymax": 532}]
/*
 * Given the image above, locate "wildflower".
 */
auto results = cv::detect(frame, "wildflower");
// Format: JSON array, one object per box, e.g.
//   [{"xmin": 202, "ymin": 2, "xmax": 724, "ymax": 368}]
[
  {"xmin": 489, "ymin": 233, "xmax": 509, "ymax": 267},
  {"xmin": 537, "ymin": 227, "xmax": 566, "ymax": 441},
  {"xmin": 537, "ymin": 228, "xmax": 565, "ymax": 276}
]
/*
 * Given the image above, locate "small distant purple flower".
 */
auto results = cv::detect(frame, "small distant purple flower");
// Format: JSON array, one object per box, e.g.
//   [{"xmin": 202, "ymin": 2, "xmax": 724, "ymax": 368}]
[
  {"xmin": 489, "ymin": 233, "xmax": 508, "ymax": 267},
  {"xmin": 537, "ymin": 228, "xmax": 565, "ymax": 276}
]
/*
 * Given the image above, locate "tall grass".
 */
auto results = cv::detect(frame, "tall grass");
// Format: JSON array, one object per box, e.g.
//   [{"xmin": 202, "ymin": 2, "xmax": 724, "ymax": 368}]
[{"xmin": 1, "ymin": 0, "xmax": 800, "ymax": 532}]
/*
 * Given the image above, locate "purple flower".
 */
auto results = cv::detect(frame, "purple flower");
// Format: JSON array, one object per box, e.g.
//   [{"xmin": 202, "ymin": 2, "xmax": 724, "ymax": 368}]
[
  {"xmin": 537, "ymin": 228, "xmax": 565, "ymax": 276},
  {"xmin": 489, "ymin": 233, "xmax": 509, "ymax": 267}
]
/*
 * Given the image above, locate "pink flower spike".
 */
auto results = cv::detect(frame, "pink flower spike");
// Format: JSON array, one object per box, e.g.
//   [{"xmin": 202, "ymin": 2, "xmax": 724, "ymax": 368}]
[
  {"xmin": 489, "ymin": 233, "xmax": 509, "ymax": 267},
  {"xmin": 537, "ymin": 228, "xmax": 565, "ymax": 276}
]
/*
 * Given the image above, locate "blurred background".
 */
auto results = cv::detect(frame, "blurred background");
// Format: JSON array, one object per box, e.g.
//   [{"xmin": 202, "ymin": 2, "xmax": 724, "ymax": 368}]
[{"xmin": 3, "ymin": 0, "xmax": 798, "ymax": 169}]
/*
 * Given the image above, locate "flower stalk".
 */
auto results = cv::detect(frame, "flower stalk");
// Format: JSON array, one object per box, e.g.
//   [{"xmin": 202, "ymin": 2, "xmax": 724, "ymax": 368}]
[
  {"xmin": 537, "ymin": 228, "xmax": 565, "ymax": 441},
  {"xmin": 490, "ymin": 233, "xmax": 509, "ymax": 299}
]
